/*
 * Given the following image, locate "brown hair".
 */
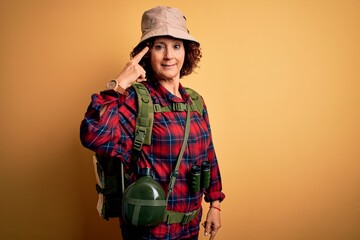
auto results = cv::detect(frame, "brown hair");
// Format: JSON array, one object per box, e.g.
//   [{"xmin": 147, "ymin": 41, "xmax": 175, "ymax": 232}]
[{"xmin": 130, "ymin": 37, "xmax": 202, "ymax": 80}]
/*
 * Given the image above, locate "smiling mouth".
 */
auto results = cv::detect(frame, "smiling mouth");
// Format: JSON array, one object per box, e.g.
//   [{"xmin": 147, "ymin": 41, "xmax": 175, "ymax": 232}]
[{"xmin": 161, "ymin": 63, "xmax": 176, "ymax": 67}]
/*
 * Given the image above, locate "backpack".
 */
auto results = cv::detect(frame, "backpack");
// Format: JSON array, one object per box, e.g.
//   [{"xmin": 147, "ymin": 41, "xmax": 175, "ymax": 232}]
[{"xmin": 93, "ymin": 83, "xmax": 204, "ymax": 220}]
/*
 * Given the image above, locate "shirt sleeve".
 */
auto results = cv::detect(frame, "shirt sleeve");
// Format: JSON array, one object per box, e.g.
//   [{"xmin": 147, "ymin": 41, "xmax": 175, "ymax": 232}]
[
  {"xmin": 201, "ymin": 100, "xmax": 226, "ymax": 203},
  {"xmin": 80, "ymin": 89, "xmax": 136, "ymax": 160}
]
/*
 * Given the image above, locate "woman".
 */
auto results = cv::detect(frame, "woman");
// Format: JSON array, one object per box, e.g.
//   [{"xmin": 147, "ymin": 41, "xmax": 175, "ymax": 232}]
[{"xmin": 80, "ymin": 6, "xmax": 225, "ymax": 240}]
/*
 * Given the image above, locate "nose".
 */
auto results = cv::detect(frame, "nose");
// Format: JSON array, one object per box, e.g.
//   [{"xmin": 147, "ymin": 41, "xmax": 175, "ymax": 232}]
[{"xmin": 164, "ymin": 47, "xmax": 174, "ymax": 59}]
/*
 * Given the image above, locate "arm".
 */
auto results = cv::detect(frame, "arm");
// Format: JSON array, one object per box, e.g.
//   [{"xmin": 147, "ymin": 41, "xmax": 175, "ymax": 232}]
[
  {"xmin": 80, "ymin": 47, "xmax": 150, "ymax": 157},
  {"xmin": 201, "ymin": 101, "xmax": 225, "ymax": 239}
]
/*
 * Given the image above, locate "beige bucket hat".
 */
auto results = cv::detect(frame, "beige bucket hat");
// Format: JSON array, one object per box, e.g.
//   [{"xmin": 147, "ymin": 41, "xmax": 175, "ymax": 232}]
[{"xmin": 139, "ymin": 6, "xmax": 199, "ymax": 45}]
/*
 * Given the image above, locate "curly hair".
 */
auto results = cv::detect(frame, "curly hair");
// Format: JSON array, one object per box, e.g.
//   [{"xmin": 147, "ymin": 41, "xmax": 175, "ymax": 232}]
[{"xmin": 130, "ymin": 37, "xmax": 202, "ymax": 80}]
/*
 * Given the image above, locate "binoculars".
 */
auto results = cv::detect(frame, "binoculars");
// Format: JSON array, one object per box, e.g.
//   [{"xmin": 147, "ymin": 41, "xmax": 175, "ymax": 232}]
[{"xmin": 190, "ymin": 161, "xmax": 210, "ymax": 193}]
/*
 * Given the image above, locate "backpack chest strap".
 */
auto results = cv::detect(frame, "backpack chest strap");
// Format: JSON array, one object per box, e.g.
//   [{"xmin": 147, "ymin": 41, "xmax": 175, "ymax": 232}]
[{"xmin": 153, "ymin": 103, "xmax": 188, "ymax": 113}]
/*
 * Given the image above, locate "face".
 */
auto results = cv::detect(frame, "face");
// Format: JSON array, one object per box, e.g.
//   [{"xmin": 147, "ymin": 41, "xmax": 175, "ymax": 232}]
[{"xmin": 150, "ymin": 37, "xmax": 185, "ymax": 81}]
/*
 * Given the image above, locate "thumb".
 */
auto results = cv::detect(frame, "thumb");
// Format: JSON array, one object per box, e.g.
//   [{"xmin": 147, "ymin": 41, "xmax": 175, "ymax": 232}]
[{"xmin": 203, "ymin": 221, "xmax": 211, "ymax": 236}]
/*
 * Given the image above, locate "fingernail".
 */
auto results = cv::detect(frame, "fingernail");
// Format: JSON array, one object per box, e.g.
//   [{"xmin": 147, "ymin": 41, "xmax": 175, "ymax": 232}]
[{"xmin": 205, "ymin": 232, "xmax": 208, "ymax": 236}]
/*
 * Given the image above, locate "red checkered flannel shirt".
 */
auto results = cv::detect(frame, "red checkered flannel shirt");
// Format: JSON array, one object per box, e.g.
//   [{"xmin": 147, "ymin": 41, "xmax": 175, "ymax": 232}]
[{"xmin": 80, "ymin": 81, "xmax": 225, "ymax": 239}]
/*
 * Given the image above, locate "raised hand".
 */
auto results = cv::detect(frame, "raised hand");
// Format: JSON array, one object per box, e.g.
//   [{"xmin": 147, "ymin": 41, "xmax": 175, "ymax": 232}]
[{"xmin": 115, "ymin": 46, "xmax": 149, "ymax": 90}]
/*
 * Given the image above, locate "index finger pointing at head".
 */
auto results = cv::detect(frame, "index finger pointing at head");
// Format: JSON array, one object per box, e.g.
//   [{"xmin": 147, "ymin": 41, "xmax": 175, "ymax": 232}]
[{"xmin": 132, "ymin": 46, "xmax": 149, "ymax": 63}]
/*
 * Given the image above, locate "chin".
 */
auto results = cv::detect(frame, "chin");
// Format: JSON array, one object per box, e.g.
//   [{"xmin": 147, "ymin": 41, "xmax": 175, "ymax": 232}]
[{"xmin": 156, "ymin": 73, "xmax": 180, "ymax": 81}]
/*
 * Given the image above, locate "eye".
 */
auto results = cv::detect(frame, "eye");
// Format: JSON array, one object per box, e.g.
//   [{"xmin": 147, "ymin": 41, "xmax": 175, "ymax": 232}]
[
  {"xmin": 174, "ymin": 44, "xmax": 182, "ymax": 50},
  {"xmin": 153, "ymin": 44, "xmax": 165, "ymax": 51}
]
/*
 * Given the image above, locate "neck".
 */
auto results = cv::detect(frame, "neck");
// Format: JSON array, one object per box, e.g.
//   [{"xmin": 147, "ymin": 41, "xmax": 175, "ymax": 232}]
[{"xmin": 159, "ymin": 78, "xmax": 181, "ymax": 98}]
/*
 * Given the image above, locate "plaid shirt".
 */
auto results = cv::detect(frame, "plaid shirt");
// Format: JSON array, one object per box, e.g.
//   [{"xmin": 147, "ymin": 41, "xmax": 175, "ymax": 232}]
[{"xmin": 80, "ymin": 81, "xmax": 225, "ymax": 239}]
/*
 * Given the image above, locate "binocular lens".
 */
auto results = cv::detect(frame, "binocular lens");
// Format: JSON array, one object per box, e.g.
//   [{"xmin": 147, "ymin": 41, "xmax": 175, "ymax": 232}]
[
  {"xmin": 201, "ymin": 161, "xmax": 210, "ymax": 189},
  {"xmin": 190, "ymin": 165, "xmax": 201, "ymax": 193}
]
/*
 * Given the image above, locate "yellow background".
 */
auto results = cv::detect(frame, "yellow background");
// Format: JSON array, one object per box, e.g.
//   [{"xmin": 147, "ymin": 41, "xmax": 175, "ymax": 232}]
[{"xmin": 1, "ymin": 0, "xmax": 359, "ymax": 239}]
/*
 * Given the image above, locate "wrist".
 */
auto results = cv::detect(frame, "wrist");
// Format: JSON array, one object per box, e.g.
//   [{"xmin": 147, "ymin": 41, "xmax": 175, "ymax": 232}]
[
  {"xmin": 210, "ymin": 200, "xmax": 221, "ymax": 211},
  {"xmin": 209, "ymin": 205, "xmax": 221, "ymax": 211},
  {"xmin": 106, "ymin": 79, "xmax": 127, "ymax": 94},
  {"xmin": 210, "ymin": 200, "xmax": 221, "ymax": 208}
]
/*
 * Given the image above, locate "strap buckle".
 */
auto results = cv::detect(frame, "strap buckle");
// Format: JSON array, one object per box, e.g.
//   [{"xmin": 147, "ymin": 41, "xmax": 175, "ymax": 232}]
[
  {"xmin": 164, "ymin": 208, "xmax": 199, "ymax": 225},
  {"xmin": 133, "ymin": 128, "xmax": 146, "ymax": 151},
  {"xmin": 172, "ymin": 103, "xmax": 187, "ymax": 111},
  {"xmin": 182, "ymin": 209, "xmax": 198, "ymax": 224},
  {"xmin": 153, "ymin": 104, "xmax": 162, "ymax": 112}
]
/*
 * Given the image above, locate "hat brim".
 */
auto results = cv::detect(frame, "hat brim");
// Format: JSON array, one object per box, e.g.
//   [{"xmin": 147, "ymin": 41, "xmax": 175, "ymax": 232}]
[{"xmin": 138, "ymin": 25, "xmax": 199, "ymax": 46}]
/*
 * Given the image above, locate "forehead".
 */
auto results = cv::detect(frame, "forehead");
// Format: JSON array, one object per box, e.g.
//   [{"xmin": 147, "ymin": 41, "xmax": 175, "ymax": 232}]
[{"xmin": 153, "ymin": 36, "xmax": 183, "ymax": 44}]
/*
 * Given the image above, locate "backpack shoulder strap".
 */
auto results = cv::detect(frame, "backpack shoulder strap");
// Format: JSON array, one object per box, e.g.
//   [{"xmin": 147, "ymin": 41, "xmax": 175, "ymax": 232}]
[
  {"xmin": 132, "ymin": 83, "xmax": 154, "ymax": 147},
  {"xmin": 185, "ymin": 87, "xmax": 204, "ymax": 116},
  {"xmin": 129, "ymin": 83, "xmax": 154, "ymax": 176}
]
